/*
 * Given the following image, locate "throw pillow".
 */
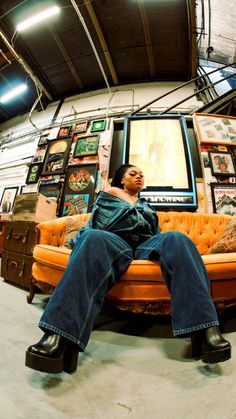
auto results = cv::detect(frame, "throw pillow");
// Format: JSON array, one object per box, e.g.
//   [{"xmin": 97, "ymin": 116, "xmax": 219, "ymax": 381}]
[
  {"xmin": 209, "ymin": 219, "xmax": 236, "ymax": 254},
  {"xmin": 62, "ymin": 217, "xmax": 88, "ymax": 249}
]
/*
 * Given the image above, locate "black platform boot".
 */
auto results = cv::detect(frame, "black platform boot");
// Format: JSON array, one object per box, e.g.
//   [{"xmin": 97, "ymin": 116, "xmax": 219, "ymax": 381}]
[
  {"xmin": 191, "ymin": 326, "xmax": 231, "ymax": 364},
  {"xmin": 25, "ymin": 333, "xmax": 79, "ymax": 374}
]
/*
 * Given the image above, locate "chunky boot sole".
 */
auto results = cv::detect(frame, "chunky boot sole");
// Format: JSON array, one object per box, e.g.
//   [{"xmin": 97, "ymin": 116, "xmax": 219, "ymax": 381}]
[
  {"xmin": 25, "ymin": 345, "xmax": 79, "ymax": 374},
  {"xmin": 191, "ymin": 335, "xmax": 231, "ymax": 364},
  {"xmin": 201, "ymin": 346, "xmax": 231, "ymax": 364}
]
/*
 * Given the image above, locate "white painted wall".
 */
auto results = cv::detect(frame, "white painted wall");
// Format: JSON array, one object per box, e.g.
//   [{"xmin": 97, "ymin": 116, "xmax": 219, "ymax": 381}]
[{"xmin": 0, "ymin": 81, "xmax": 202, "ymax": 203}]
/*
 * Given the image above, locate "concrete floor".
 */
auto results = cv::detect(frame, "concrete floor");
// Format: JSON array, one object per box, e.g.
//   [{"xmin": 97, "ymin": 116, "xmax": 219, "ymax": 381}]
[{"xmin": 1, "ymin": 277, "xmax": 236, "ymax": 419}]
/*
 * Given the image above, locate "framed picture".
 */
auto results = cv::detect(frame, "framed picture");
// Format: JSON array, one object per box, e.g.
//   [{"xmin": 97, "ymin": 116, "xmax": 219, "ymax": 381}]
[
  {"xmin": 193, "ymin": 113, "xmax": 236, "ymax": 145},
  {"xmin": 38, "ymin": 134, "xmax": 49, "ymax": 146},
  {"xmin": 38, "ymin": 182, "xmax": 62, "ymax": 201},
  {"xmin": 73, "ymin": 135, "xmax": 99, "ymax": 157},
  {"xmin": 74, "ymin": 120, "xmax": 88, "ymax": 133},
  {"xmin": 123, "ymin": 115, "xmax": 198, "ymax": 210},
  {"xmin": 60, "ymin": 163, "xmax": 98, "ymax": 216},
  {"xmin": 41, "ymin": 138, "xmax": 72, "ymax": 176},
  {"xmin": 208, "ymin": 151, "xmax": 236, "ymax": 177},
  {"xmin": 0, "ymin": 187, "xmax": 18, "ymax": 212},
  {"xmin": 26, "ymin": 163, "xmax": 42, "ymax": 184},
  {"xmin": 210, "ymin": 183, "xmax": 236, "ymax": 215},
  {"xmin": 91, "ymin": 119, "xmax": 106, "ymax": 132},
  {"xmin": 31, "ymin": 146, "xmax": 47, "ymax": 163},
  {"xmin": 57, "ymin": 125, "xmax": 73, "ymax": 138}
]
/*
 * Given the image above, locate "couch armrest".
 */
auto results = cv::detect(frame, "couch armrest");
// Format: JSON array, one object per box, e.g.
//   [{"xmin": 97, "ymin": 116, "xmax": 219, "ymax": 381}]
[
  {"xmin": 36, "ymin": 217, "xmax": 68, "ymax": 247},
  {"xmin": 36, "ymin": 213, "xmax": 91, "ymax": 247}
]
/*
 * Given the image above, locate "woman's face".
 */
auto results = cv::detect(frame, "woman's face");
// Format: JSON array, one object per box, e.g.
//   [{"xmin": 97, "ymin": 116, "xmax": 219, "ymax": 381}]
[{"xmin": 121, "ymin": 166, "xmax": 144, "ymax": 192}]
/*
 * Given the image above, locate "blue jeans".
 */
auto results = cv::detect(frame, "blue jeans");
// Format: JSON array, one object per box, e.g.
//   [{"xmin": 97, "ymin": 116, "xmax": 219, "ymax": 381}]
[{"xmin": 39, "ymin": 230, "xmax": 218, "ymax": 351}]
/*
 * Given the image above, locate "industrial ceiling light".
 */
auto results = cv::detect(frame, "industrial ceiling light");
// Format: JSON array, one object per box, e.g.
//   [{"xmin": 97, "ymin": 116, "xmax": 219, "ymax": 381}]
[
  {"xmin": 16, "ymin": 5, "xmax": 60, "ymax": 32},
  {"xmin": 0, "ymin": 83, "xmax": 27, "ymax": 103}
]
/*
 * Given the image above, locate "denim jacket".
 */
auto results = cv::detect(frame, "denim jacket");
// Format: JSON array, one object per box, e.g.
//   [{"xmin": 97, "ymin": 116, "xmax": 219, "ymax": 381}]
[{"xmin": 70, "ymin": 191, "xmax": 159, "ymax": 248}]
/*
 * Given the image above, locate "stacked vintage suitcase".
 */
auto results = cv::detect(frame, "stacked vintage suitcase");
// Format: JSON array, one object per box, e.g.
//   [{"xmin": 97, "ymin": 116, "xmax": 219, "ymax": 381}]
[{"xmin": 1, "ymin": 193, "xmax": 57, "ymax": 289}]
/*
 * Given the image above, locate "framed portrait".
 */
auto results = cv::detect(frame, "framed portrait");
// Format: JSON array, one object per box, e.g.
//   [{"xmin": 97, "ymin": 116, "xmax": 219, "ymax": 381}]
[
  {"xmin": 57, "ymin": 125, "xmax": 73, "ymax": 138},
  {"xmin": 91, "ymin": 119, "xmax": 106, "ymax": 132},
  {"xmin": 41, "ymin": 138, "xmax": 72, "ymax": 176},
  {"xmin": 74, "ymin": 120, "xmax": 88, "ymax": 133},
  {"xmin": 208, "ymin": 151, "xmax": 236, "ymax": 177},
  {"xmin": 26, "ymin": 163, "xmax": 42, "ymax": 184},
  {"xmin": 210, "ymin": 183, "xmax": 236, "ymax": 215},
  {"xmin": 38, "ymin": 182, "xmax": 62, "ymax": 201},
  {"xmin": 0, "ymin": 187, "xmax": 18, "ymax": 212},
  {"xmin": 60, "ymin": 163, "xmax": 98, "ymax": 216},
  {"xmin": 73, "ymin": 135, "xmax": 99, "ymax": 157},
  {"xmin": 193, "ymin": 113, "xmax": 236, "ymax": 145}
]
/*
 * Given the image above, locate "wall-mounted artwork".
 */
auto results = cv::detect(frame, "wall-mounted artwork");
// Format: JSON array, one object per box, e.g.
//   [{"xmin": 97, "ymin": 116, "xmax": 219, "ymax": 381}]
[
  {"xmin": 74, "ymin": 120, "xmax": 88, "ymax": 133},
  {"xmin": 38, "ymin": 134, "xmax": 49, "ymax": 146},
  {"xmin": 42, "ymin": 138, "xmax": 72, "ymax": 176},
  {"xmin": 0, "ymin": 187, "xmax": 18, "ymax": 212},
  {"xmin": 210, "ymin": 183, "xmax": 236, "ymax": 215},
  {"xmin": 193, "ymin": 113, "xmax": 236, "ymax": 145},
  {"xmin": 73, "ymin": 135, "xmax": 99, "ymax": 157},
  {"xmin": 208, "ymin": 151, "xmax": 236, "ymax": 177},
  {"xmin": 26, "ymin": 163, "xmax": 42, "ymax": 184},
  {"xmin": 57, "ymin": 125, "xmax": 73, "ymax": 138},
  {"xmin": 60, "ymin": 164, "xmax": 97, "ymax": 216},
  {"xmin": 38, "ymin": 182, "xmax": 62, "ymax": 201},
  {"xmin": 123, "ymin": 115, "xmax": 197, "ymax": 210},
  {"xmin": 91, "ymin": 119, "xmax": 106, "ymax": 132}
]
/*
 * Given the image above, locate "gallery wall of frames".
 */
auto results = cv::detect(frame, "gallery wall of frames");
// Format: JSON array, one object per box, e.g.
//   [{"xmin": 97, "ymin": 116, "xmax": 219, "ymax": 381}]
[
  {"xmin": 193, "ymin": 113, "xmax": 236, "ymax": 216},
  {"xmin": 0, "ymin": 112, "xmax": 236, "ymax": 217},
  {"xmin": 0, "ymin": 116, "xmax": 113, "ymax": 216}
]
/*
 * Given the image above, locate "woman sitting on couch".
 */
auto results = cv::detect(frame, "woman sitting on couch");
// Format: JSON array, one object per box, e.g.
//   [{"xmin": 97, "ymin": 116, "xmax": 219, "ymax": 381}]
[{"xmin": 25, "ymin": 164, "xmax": 231, "ymax": 374}]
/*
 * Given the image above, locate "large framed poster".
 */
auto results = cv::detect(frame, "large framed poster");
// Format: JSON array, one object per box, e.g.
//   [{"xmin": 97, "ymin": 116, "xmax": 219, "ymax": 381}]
[
  {"xmin": 123, "ymin": 115, "xmax": 197, "ymax": 210},
  {"xmin": 193, "ymin": 113, "xmax": 236, "ymax": 145},
  {"xmin": 60, "ymin": 164, "xmax": 98, "ymax": 216},
  {"xmin": 210, "ymin": 183, "xmax": 236, "ymax": 215}
]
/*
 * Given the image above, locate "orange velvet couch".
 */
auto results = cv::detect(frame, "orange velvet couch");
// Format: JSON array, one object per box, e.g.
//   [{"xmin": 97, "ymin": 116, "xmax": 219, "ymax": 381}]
[{"xmin": 28, "ymin": 211, "xmax": 236, "ymax": 318}]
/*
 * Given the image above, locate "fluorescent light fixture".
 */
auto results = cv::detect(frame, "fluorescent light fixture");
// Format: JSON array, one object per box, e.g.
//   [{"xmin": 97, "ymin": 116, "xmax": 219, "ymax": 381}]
[
  {"xmin": 16, "ymin": 5, "xmax": 60, "ymax": 32},
  {"xmin": 0, "ymin": 83, "xmax": 27, "ymax": 103}
]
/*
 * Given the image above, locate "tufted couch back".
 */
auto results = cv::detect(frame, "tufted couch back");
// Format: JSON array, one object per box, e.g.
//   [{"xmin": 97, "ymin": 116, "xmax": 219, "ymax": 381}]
[{"xmin": 35, "ymin": 211, "xmax": 231, "ymax": 256}]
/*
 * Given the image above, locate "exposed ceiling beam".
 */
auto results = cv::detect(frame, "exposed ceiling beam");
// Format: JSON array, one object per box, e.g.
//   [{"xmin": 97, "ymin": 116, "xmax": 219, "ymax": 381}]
[
  {"xmin": 48, "ymin": 24, "xmax": 84, "ymax": 89},
  {"xmin": 85, "ymin": 1, "xmax": 118, "ymax": 85},
  {"xmin": 138, "ymin": 0, "xmax": 155, "ymax": 78}
]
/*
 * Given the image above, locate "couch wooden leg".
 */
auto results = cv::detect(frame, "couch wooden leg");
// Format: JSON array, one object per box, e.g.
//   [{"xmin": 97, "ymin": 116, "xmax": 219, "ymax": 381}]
[{"xmin": 27, "ymin": 283, "xmax": 37, "ymax": 304}]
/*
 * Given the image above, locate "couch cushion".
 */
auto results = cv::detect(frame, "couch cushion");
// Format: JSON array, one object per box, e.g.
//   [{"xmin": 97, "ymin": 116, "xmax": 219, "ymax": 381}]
[
  {"xmin": 33, "ymin": 244, "xmax": 236, "ymax": 281},
  {"xmin": 33, "ymin": 244, "xmax": 71, "ymax": 270},
  {"xmin": 209, "ymin": 219, "xmax": 236, "ymax": 254},
  {"xmin": 62, "ymin": 217, "xmax": 89, "ymax": 248}
]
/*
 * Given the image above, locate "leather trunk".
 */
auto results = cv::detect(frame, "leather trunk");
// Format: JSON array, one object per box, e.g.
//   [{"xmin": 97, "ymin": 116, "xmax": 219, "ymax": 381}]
[
  {"xmin": 1, "ymin": 250, "xmax": 33, "ymax": 289},
  {"xmin": 3, "ymin": 221, "xmax": 38, "ymax": 255}
]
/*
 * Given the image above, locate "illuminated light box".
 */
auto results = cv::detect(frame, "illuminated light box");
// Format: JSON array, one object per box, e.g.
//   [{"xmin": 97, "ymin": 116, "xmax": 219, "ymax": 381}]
[{"xmin": 123, "ymin": 115, "xmax": 198, "ymax": 211}]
